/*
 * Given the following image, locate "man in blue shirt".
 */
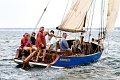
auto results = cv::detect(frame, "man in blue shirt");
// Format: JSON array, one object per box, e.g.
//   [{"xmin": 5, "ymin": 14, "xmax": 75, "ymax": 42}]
[{"xmin": 59, "ymin": 33, "xmax": 69, "ymax": 50}]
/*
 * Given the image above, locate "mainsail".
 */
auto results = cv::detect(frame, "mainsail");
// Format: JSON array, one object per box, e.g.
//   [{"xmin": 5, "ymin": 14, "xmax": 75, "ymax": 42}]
[
  {"xmin": 57, "ymin": 0, "xmax": 93, "ymax": 32},
  {"xmin": 106, "ymin": 0, "xmax": 120, "ymax": 31}
]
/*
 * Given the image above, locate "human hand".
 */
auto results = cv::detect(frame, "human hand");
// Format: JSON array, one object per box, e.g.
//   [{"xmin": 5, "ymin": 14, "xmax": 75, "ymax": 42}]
[{"xmin": 42, "ymin": 44, "xmax": 44, "ymax": 47}]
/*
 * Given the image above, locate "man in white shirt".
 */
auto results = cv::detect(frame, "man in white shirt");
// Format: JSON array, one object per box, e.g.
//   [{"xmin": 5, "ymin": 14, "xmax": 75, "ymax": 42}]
[{"xmin": 46, "ymin": 30, "xmax": 57, "ymax": 51}]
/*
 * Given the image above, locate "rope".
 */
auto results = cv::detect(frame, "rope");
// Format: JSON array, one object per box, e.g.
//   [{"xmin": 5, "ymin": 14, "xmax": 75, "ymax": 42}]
[
  {"xmin": 84, "ymin": 0, "xmax": 95, "ymax": 41},
  {"xmin": 100, "ymin": 0, "xmax": 104, "ymax": 39},
  {"xmin": 58, "ymin": 0, "xmax": 70, "ymax": 38},
  {"xmin": 98, "ymin": 0, "xmax": 102, "ymax": 41},
  {"xmin": 60, "ymin": 0, "xmax": 79, "ymax": 28},
  {"xmin": 102, "ymin": 0, "xmax": 105, "ymax": 38},
  {"xmin": 102, "ymin": 0, "xmax": 105, "ymax": 49},
  {"xmin": 97, "ymin": 0, "xmax": 105, "ymax": 51},
  {"xmin": 87, "ymin": 0, "xmax": 96, "ymax": 54},
  {"xmin": 100, "ymin": 0, "xmax": 106, "ymax": 39},
  {"xmin": 34, "ymin": 0, "xmax": 51, "ymax": 31},
  {"xmin": 88, "ymin": 0, "xmax": 96, "ymax": 42},
  {"xmin": 61, "ymin": 0, "xmax": 70, "ymax": 23}
]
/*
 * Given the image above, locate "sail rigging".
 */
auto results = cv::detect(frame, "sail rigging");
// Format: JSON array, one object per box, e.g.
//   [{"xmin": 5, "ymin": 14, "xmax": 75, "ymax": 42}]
[
  {"xmin": 57, "ymin": 0, "xmax": 93, "ymax": 32},
  {"xmin": 106, "ymin": 0, "xmax": 120, "ymax": 31},
  {"xmin": 34, "ymin": 0, "xmax": 51, "ymax": 31}
]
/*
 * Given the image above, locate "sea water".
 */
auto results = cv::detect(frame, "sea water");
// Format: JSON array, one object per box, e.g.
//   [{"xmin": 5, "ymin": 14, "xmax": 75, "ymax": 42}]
[{"xmin": 0, "ymin": 30, "xmax": 120, "ymax": 80}]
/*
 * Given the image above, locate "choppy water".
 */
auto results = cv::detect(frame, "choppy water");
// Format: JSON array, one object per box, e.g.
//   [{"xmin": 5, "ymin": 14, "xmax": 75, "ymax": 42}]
[{"xmin": 0, "ymin": 30, "xmax": 120, "ymax": 80}]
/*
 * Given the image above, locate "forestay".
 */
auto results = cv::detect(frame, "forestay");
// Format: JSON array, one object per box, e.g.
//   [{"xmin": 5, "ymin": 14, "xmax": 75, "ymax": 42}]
[
  {"xmin": 106, "ymin": 0, "xmax": 120, "ymax": 31},
  {"xmin": 57, "ymin": 0, "xmax": 93, "ymax": 32}
]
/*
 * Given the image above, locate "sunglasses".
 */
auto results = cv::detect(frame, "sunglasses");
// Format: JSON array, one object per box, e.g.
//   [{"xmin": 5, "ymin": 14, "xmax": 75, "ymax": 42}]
[
  {"xmin": 32, "ymin": 34, "xmax": 35, "ymax": 36},
  {"xmin": 26, "ymin": 34, "xmax": 30, "ymax": 37}
]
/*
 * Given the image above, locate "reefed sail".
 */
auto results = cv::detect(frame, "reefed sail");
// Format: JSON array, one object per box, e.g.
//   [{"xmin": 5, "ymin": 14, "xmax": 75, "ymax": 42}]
[
  {"xmin": 57, "ymin": 0, "xmax": 93, "ymax": 32},
  {"xmin": 106, "ymin": 0, "xmax": 120, "ymax": 31}
]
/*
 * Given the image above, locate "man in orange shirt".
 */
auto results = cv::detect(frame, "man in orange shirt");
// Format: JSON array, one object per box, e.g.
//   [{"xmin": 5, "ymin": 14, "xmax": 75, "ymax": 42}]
[{"xmin": 35, "ymin": 26, "xmax": 46, "ymax": 62}]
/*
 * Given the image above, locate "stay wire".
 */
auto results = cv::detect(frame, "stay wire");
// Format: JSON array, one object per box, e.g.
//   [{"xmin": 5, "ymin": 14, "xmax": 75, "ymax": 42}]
[
  {"xmin": 60, "ymin": 0, "xmax": 79, "ymax": 28},
  {"xmin": 61, "ymin": 0, "xmax": 70, "ymax": 24},
  {"xmin": 87, "ymin": 0, "xmax": 96, "ymax": 54},
  {"xmin": 34, "ymin": 0, "xmax": 51, "ymax": 31},
  {"xmin": 58, "ymin": 0, "xmax": 70, "ymax": 37},
  {"xmin": 84, "ymin": 0, "xmax": 95, "ymax": 41},
  {"xmin": 100, "ymin": 0, "xmax": 104, "ymax": 39},
  {"xmin": 88, "ymin": 0, "xmax": 96, "ymax": 42}
]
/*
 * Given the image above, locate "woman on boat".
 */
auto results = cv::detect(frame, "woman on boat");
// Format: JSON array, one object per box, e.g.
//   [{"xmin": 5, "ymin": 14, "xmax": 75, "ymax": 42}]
[
  {"xmin": 21, "ymin": 33, "xmax": 31, "ymax": 49},
  {"xmin": 20, "ymin": 33, "xmax": 33, "ymax": 58}
]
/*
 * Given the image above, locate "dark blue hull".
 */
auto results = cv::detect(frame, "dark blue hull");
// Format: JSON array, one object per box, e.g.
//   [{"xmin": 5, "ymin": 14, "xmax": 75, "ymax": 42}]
[{"xmin": 52, "ymin": 52, "xmax": 102, "ymax": 67}]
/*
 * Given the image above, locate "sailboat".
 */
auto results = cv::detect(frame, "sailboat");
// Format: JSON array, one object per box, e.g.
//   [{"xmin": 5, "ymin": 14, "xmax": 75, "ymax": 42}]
[{"xmin": 14, "ymin": 0, "xmax": 120, "ymax": 68}]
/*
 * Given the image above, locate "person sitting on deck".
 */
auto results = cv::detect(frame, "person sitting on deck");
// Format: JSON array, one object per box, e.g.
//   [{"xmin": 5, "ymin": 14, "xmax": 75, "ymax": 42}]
[
  {"xmin": 71, "ymin": 39, "xmax": 82, "ymax": 54},
  {"xmin": 30, "ymin": 32, "xmax": 36, "ymax": 46},
  {"xmin": 20, "ymin": 33, "xmax": 33, "ymax": 58},
  {"xmin": 21, "ymin": 33, "xmax": 31, "ymax": 49},
  {"xmin": 91, "ymin": 38, "xmax": 104, "ymax": 52},
  {"xmin": 59, "ymin": 33, "xmax": 73, "ymax": 56},
  {"xmin": 59, "ymin": 33, "xmax": 69, "ymax": 51},
  {"xmin": 15, "ymin": 33, "xmax": 31, "ymax": 59}
]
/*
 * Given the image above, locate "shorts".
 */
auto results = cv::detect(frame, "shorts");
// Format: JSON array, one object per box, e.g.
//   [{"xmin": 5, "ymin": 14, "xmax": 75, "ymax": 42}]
[
  {"xmin": 41, "ymin": 46, "xmax": 46, "ymax": 49},
  {"xmin": 36, "ymin": 46, "xmax": 46, "ymax": 53}
]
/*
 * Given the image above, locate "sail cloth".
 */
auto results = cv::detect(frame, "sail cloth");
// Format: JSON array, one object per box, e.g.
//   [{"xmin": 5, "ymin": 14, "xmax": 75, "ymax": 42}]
[
  {"xmin": 106, "ymin": 0, "xmax": 120, "ymax": 31},
  {"xmin": 57, "ymin": 0, "xmax": 93, "ymax": 32}
]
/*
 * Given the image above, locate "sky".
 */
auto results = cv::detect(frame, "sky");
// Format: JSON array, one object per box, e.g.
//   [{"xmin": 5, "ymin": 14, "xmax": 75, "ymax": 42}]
[{"xmin": 0, "ymin": 0, "xmax": 120, "ymax": 29}]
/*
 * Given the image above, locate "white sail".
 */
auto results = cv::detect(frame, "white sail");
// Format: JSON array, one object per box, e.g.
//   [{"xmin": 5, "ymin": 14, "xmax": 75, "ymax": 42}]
[
  {"xmin": 106, "ymin": 0, "xmax": 120, "ymax": 31},
  {"xmin": 57, "ymin": 0, "xmax": 93, "ymax": 32}
]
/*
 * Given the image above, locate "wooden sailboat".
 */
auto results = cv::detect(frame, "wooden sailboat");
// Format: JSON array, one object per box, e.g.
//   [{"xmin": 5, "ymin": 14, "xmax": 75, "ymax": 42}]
[{"xmin": 14, "ymin": 0, "xmax": 120, "ymax": 68}]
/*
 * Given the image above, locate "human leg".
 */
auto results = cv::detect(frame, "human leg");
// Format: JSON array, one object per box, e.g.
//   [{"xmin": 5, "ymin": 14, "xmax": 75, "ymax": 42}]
[
  {"xmin": 35, "ymin": 49, "xmax": 41, "ymax": 62},
  {"xmin": 42, "ymin": 49, "xmax": 46, "ymax": 62}
]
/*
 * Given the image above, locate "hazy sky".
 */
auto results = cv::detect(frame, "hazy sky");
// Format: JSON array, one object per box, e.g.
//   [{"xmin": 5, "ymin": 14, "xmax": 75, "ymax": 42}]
[{"xmin": 0, "ymin": 0, "xmax": 120, "ymax": 29}]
